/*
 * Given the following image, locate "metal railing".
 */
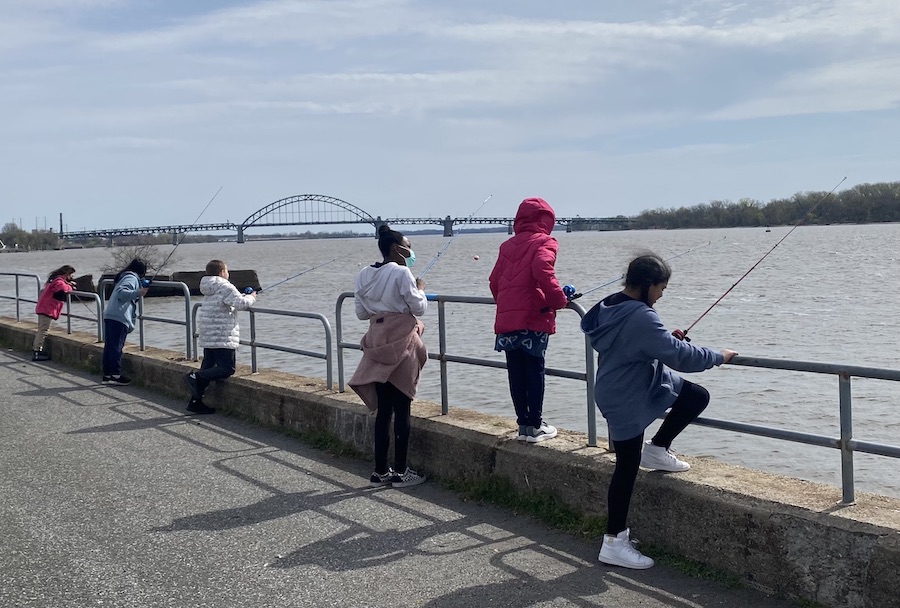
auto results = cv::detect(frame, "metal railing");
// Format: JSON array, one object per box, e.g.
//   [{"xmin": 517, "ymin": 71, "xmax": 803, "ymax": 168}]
[
  {"xmin": 3, "ymin": 274, "xmax": 899, "ymax": 504},
  {"xmin": 65, "ymin": 291, "xmax": 104, "ymax": 342},
  {"xmin": 191, "ymin": 303, "xmax": 334, "ymax": 389},
  {"xmin": 335, "ymin": 291, "xmax": 600, "ymax": 444},
  {"xmin": 99, "ymin": 279, "xmax": 193, "ymax": 360},
  {"xmin": 0, "ymin": 272, "xmax": 41, "ymax": 321},
  {"xmin": 335, "ymin": 291, "xmax": 900, "ymax": 504}
]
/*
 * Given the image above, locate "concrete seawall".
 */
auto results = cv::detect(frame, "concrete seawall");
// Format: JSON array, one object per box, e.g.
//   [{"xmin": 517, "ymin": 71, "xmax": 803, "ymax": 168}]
[{"xmin": 2, "ymin": 318, "xmax": 898, "ymax": 608}]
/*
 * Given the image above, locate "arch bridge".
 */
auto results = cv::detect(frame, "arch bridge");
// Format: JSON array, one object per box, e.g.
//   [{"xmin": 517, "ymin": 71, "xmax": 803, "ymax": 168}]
[{"xmin": 58, "ymin": 194, "xmax": 633, "ymax": 243}]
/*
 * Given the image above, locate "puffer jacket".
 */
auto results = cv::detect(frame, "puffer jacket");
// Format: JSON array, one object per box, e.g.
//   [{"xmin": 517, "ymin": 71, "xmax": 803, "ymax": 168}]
[
  {"xmin": 489, "ymin": 197, "xmax": 569, "ymax": 334},
  {"xmin": 35, "ymin": 276, "xmax": 74, "ymax": 320},
  {"xmin": 197, "ymin": 276, "xmax": 256, "ymax": 349}
]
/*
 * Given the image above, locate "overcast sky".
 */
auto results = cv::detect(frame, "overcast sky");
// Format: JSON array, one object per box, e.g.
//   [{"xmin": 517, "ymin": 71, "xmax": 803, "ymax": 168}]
[{"xmin": 3, "ymin": 0, "xmax": 899, "ymax": 232}]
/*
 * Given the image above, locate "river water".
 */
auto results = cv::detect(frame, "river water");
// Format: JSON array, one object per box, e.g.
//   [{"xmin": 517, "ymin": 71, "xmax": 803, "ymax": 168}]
[{"xmin": 2, "ymin": 224, "xmax": 898, "ymax": 498}]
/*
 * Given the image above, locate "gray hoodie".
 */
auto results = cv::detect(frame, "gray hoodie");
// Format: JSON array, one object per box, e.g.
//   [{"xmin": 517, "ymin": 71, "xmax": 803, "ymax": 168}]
[{"xmin": 580, "ymin": 294, "xmax": 723, "ymax": 441}]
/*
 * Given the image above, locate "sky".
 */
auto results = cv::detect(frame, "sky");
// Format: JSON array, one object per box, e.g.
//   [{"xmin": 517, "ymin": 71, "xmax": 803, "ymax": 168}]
[{"xmin": 2, "ymin": 0, "xmax": 900, "ymax": 232}]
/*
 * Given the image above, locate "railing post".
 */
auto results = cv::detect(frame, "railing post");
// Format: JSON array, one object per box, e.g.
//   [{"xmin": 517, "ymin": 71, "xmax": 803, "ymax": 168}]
[
  {"xmin": 839, "ymin": 373, "xmax": 855, "ymax": 504},
  {"xmin": 138, "ymin": 297, "xmax": 145, "ymax": 351},
  {"xmin": 249, "ymin": 310, "xmax": 258, "ymax": 373},
  {"xmin": 438, "ymin": 299, "xmax": 449, "ymax": 415}
]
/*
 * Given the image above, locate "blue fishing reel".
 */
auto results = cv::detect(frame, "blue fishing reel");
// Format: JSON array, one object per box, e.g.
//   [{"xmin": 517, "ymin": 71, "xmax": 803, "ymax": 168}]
[
  {"xmin": 563, "ymin": 284, "xmax": 581, "ymax": 300},
  {"xmin": 140, "ymin": 279, "xmax": 151, "ymax": 288},
  {"xmin": 244, "ymin": 287, "xmax": 255, "ymax": 294}
]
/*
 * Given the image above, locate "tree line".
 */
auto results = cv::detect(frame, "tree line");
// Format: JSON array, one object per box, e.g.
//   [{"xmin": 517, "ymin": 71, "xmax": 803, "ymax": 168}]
[{"xmin": 632, "ymin": 181, "xmax": 900, "ymax": 229}]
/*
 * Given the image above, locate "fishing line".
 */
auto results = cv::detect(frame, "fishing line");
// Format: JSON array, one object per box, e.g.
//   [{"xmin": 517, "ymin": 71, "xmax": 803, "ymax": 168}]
[
  {"xmin": 150, "ymin": 186, "xmax": 224, "ymax": 284},
  {"xmin": 247, "ymin": 254, "xmax": 349, "ymax": 294},
  {"xmin": 418, "ymin": 194, "xmax": 493, "ymax": 279},
  {"xmin": 569, "ymin": 238, "xmax": 722, "ymax": 300},
  {"xmin": 682, "ymin": 176, "xmax": 847, "ymax": 337}
]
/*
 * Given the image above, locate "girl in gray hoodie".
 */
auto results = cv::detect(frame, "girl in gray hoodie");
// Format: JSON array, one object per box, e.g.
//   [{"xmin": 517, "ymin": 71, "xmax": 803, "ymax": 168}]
[{"xmin": 581, "ymin": 254, "xmax": 737, "ymax": 570}]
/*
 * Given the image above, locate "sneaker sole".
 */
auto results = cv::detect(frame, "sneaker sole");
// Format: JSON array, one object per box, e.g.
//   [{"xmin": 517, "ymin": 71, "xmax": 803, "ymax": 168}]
[
  {"xmin": 527, "ymin": 431, "xmax": 558, "ymax": 443},
  {"xmin": 598, "ymin": 554, "xmax": 655, "ymax": 570},
  {"xmin": 640, "ymin": 459, "xmax": 690, "ymax": 472},
  {"xmin": 392, "ymin": 477, "xmax": 426, "ymax": 488}
]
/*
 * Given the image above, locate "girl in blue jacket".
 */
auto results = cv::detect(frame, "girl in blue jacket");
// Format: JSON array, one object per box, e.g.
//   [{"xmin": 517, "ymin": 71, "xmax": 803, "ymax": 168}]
[
  {"xmin": 101, "ymin": 258, "xmax": 149, "ymax": 385},
  {"xmin": 581, "ymin": 254, "xmax": 737, "ymax": 570}
]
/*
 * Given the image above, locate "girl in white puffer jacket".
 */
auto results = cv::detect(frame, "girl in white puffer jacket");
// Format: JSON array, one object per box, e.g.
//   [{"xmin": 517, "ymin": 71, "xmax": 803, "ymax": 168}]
[{"xmin": 184, "ymin": 259, "xmax": 256, "ymax": 414}]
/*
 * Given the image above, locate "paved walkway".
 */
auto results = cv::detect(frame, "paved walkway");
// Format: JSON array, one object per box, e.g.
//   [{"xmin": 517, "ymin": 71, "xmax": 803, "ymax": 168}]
[{"xmin": 0, "ymin": 351, "xmax": 797, "ymax": 608}]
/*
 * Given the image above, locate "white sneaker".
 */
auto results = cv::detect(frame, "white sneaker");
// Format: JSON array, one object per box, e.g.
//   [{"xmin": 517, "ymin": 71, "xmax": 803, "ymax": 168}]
[
  {"xmin": 640, "ymin": 440, "xmax": 690, "ymax": 472},
  {"xmin": 598, "ymin": 529, "xmax": 654, "ymax": 569},
  {"xmin": 527, "ymin": 422, "xmax": 558, "ymax": 443}
]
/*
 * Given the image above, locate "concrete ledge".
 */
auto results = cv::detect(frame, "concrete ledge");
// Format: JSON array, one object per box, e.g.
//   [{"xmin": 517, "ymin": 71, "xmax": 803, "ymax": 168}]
[{"xmin": 2, "ymin": 318, "xmax": 899, "ymax": 608}]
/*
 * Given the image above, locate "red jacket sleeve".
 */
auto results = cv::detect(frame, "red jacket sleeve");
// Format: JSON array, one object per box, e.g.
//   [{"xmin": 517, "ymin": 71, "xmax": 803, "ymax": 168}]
[{"xmin": 531, "ymin": 237, "xmax": 568, "ymax": 310}]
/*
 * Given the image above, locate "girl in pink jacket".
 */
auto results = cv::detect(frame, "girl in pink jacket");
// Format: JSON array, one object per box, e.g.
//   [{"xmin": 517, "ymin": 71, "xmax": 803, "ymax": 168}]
[
  {"xmin": 489, "ymin": 198, "xmax": 569, "ymax": 442},
  {"xmin": 33, "ymin": 265, "xmax": 76, "ymax": 361}
]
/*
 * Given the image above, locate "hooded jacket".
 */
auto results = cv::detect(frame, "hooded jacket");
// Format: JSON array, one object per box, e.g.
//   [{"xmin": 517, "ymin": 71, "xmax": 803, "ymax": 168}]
[
  {"xmin": 104, "ymin": 271, "xmax": 143, "ymax": 332},
  {"xmin": 489, "ymin": 198, "xmax": 568, "ymax": 335},
  {"xmin": 581, "ymin": 294, "xmax": 724, "ymax": 441},
  {"xmin": 35, "ymin": 276, "xmax": 74, "ymax": 320},
  {"xmin": 197, "ymin": 275, "xmax": 256, "ymax": 349}
]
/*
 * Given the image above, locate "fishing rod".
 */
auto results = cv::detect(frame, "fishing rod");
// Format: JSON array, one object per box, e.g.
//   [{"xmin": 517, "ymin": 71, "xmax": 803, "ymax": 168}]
[
  {"xmin": 418, "ymin": 194, "xmax": 493, "ymax": 279},
  {"xmin": 681, "ymin": 176, "xmax": 847, "ymax": 338},
  {"xmin": 244, "ymin": 254, "xmax": 348, "ymax": 294},
  {"xmin": 148, "ymin": 186, "xmax": 224, "ymax": 286},
  {"xmin": 569, "ymin": 238, "xmax": 721, "ymax": 301}
]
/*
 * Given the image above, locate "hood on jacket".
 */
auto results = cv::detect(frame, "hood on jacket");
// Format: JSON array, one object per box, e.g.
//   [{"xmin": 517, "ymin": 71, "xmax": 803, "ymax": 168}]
[
  {"xmin": 513, "ymin": 197, "xmax": 555, "ymax": 236},
  {"xmin": 200, "ymin": 275, "xmax": 231, "ymax": 296},
  {"xmin": 580, "ymin": 295, "xmax": 646, "ymax": 352}
]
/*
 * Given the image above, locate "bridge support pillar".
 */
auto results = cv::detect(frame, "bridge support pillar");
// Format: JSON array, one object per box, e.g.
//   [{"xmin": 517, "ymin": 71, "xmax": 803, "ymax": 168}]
[
  {"xmin": 373, "ymin": 216, "xmax": 386, "ymax": 238},
  {"xmin": 106, "ymin": 237, "xmax": 114, "ymax": 248},
  {"xmin": 566, "ymin": 222, "xmax": 572, "ymax": 233},
  {"xmin": 237, "ymin": 226, "xmax": 244, "ymax": 244},
  {"xmin": 443, "ymin": 216, "xmax": 453, "ymax": 237},
  {"xmin": 171, "ymin": 231, "xmax": 179, "ymax": 246},
  {"xmin": 507, "ymin": 221, "xmax": 513, "ymax": 235}
]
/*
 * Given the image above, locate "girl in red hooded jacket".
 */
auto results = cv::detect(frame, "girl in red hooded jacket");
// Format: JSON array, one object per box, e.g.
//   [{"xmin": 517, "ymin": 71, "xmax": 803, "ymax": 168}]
[
  {"xmin": 489, "ymin": 198, "xmax": 570, "ymax": 442},
  {"xmin": 33, "ymin": 265, "xmax": 76, "ymax": 361}
]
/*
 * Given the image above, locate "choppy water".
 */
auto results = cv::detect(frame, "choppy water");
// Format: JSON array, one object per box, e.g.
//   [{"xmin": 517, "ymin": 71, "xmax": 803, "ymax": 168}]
[{"xmin": 2, "ymin": 224, "xmax": 898, "ymax": 498}]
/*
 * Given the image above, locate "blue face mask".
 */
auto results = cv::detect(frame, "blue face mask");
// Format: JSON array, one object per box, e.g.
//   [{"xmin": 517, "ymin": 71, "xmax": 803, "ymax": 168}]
[{"xmin": 402, "ymin": 247, "xmax": 416, "ymax": 268}]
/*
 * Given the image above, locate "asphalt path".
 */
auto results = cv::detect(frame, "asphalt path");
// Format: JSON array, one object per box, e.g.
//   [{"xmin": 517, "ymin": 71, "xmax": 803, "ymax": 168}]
[{"xmin": 0, "ymin": 350, "xmax": 796, "ymax": 608}]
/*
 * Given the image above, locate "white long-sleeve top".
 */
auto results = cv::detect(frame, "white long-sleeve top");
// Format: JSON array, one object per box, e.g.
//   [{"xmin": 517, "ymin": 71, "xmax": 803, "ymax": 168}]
[
  {"xmin": 197, "ymin": 275, "xmax": 256, "ymax": 349},
  {"xmin": 355, "ymin": 262, "xmax": 427, "ymax": 320}
]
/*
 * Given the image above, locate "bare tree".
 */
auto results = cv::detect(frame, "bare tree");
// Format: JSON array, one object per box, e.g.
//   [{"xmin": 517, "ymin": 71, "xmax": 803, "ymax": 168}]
[{"xmin": 103, "ymin": 244, "xmax": 177, "ymax": 276}]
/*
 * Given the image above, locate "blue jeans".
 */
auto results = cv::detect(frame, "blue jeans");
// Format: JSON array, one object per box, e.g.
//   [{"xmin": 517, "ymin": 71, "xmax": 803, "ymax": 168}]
[
  {"xmin": 505, "ymin": 348, "xmax": 545, "ymax": 428},
  {"xmin": 102, "ymin": 319, "xmax": 129, "ymax": 376},
  {"xmin": 195, "ymin": 348, "xmax": 237, "ymax": 398}
]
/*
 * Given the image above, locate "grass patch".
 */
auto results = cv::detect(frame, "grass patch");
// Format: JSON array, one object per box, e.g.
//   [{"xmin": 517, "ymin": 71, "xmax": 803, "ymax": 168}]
[
  {"xmin": 442, "ymin": 475, "xmax": 607, "ymax": 539},
  {"xmin": 639, "ymin": 545, "xmax": 744, "ymax": 589}
]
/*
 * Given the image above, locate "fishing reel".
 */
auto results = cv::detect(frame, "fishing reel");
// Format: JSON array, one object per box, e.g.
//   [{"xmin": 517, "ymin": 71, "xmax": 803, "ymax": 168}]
[
  {"xmin": 141, "ymin": 279, "xmax": 151, "ymax": 288},
  {"xmin": 672, "ymin": 329, "xmax": 691, "ymax": 342},
  {"xmin": 563, "ymin": 284, "xmax": 582, "ymax": 300},
  {"xmin": 244, "ymin": 287, "xmax": 256, "ymax": 294}
]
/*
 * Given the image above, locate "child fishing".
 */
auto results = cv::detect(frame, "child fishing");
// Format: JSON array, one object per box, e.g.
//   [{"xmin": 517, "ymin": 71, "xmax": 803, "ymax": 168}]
[
  {"xmin": 32, "ymin": 265, "xmax": 77, "ymax": 361},
  {"xmin": 489, "ymin": 197, "xmax": 570, "ymax": 443},
  {"xmin": 349, "ymin": 224, "xmax": 428, "ymax": 489},
  {"xmin": 102, "ymin": 258, "xmax": 149, "ymax": 385},
  {"xmin": 184, "ymin": 259, "xmax": 256, "ymax": 415},
  {"xmin": 581, "ymin": 253, "xmax": 737, "ymax": 569}
]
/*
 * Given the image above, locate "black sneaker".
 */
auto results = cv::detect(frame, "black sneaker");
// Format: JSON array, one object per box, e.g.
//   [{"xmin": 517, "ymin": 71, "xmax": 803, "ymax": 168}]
[
  {"xmin": 32, "ymin": 351, "xmax": 51, "ymax": 362},
  {"xmin": 108, "ymin": 375, "xmax": 131, "ymax": 385},
  {"xmin": 369, "ymin": 469, "xmax": 395, "ymax": 487},
  {"xmin": 101, "ymin": 375, "xmax": 112, "ymax": 383},
  {"xmin": 186, "ymin": 399, "xmax": 215, "ymax": 415},
  {"xmin": 390, "ymin": 467, "xmax": 426, "ymax": 488},
  {"xmin": 184, "ymin": 372, "xmax": 201, "ymax": 400}
]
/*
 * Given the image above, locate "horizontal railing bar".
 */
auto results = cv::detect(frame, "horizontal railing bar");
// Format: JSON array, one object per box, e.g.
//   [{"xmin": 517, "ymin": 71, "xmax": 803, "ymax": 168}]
[
  {"xmin": 694, "ymin": 416, "xmax": 839, "ymax": 448},
  {"xmin": 849, "ymin": 440, "xmax": 900, "ymax": 459},
  {"xmin": 242, "ymin": 341, "xmax": 327, "ymax": 360},
  {"xmin": 730, "ymin": 355, "xmax": 900, "ymax": 381}
]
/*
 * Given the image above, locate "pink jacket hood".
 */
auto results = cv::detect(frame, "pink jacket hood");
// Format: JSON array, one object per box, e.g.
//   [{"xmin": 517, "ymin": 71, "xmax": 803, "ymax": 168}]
[{"xmin": 513, "ymin": 197, "xmax": 556, "ymax": 236}]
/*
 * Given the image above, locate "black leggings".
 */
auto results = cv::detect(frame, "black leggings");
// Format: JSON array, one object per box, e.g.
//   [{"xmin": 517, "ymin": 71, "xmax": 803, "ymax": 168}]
[
  {"xmin": 606, "ymin": 380, "xmax": 710, "ymax": 535},
  {"xmin": 374, "ymin": 381, "xmax": 412, "ymax": 475}
]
